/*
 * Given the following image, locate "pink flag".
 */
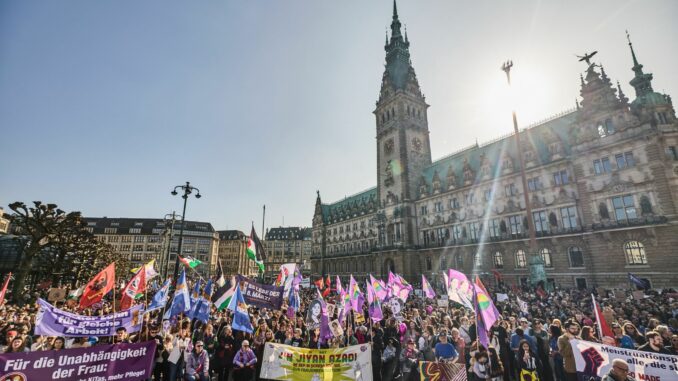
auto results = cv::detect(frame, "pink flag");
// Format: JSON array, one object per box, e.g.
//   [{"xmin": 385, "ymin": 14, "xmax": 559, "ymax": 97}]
[
  {"xmin": 336, "ymin": 276, "xmax": 343, "ymax": 295},
  {"xmin": 422, "ymin": 274, "xmax": 436, "ymax": 299}
]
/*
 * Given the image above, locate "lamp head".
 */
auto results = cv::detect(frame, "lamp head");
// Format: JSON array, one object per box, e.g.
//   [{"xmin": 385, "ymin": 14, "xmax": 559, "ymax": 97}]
[
  {"xmin": 171, "ymin": 190, "xmax": 178, "ymax": 196},
  {"xmin": 195, "ymin": 193, "xmax": 202, "ymax": 199}
]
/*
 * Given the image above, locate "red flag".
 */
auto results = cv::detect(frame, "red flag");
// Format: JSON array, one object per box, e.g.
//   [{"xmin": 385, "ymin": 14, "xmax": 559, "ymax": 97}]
[
  {"xmin": 491, "ymin": 270, "xmax": 502, "ymax": 282},
  {"xmin": 325, "ymin": 274, "xmax": 331, "ymax": 288},
  {"xmin": 314, "ymin": 277, "xmax": 324, "ymax": 290},
  {"xmin": 536, "ymin": 285, "xmax": 548, "ymax": 299},
  {"xmin": 0, "ymin": 273, "xmax": 11, "ymax": 305},
  {"xmin": 80, "ymin": 263, "xmax": 115, "ymax": 309},
  {"xmin": 592, "ymin": 294, "xmax": 614, "ymax": 339},
  {"xmin": 120, "ymin": 268, "xmax": 146, "ymax": 310}
]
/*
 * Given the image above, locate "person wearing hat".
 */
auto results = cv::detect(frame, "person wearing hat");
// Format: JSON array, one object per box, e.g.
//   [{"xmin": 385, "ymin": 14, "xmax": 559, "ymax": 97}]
[
  {"xmin": 232, "ymin": 340, "xmax": 257, "ymax": 381},
  {"xmin": 185, "ymin": 340, "xmax": 210, "ymax": 381},
  {"xmin": 400, "ymin": 338, "xmax": 421, "ymax": 381},
  {"xmin": 434, "ymin": 330, "xmax": 458, "ymax": 362}
]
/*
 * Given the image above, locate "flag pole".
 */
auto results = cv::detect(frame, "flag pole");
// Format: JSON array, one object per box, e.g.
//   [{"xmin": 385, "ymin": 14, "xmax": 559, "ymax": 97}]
[{"xmin": 112, "ymin": 274, "xmax": 116, "ymax": 344}]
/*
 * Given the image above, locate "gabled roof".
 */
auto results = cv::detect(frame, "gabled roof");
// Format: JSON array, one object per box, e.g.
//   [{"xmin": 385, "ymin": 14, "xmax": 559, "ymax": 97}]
[
  {"xmin": 420, "ymin": 110, "xmax": 578, "ymax": 191},
  {"xmin": 320, "ymin": 187, "xmax": 378, "ymax": 223}
]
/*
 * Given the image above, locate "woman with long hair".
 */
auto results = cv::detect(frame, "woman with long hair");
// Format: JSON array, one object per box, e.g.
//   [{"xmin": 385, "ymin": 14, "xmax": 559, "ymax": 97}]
[
  {"xmin": 580, "ymin": 326, "xmax": 599, "ymax": 343},
  {"xmin": 549, "ymin": 325, "xmax": 565, "ymax": 381},
  {"xmin": 623, "ymin": 322, "xmax": 646, "ymax": 348},
  {"xmin": 52, "ymin": 337, "xmax": 66, "ymax": 351},
  {"xmin": 487, "ymin": 347, "xmax": 504, "ymax": 381},
  {"xmin": 4, "ymin": 337, "xmax": 29, "ymax": 353},
  {"xmin": 517, "ymin": 340, "xmax": 542, "ymax": 381}
]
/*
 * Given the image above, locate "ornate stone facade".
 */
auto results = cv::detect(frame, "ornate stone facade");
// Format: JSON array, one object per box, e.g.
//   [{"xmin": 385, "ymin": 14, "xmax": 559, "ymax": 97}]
[{"xmin": 311, "ymin": 3, "xmax": 678, "ymax": 289}]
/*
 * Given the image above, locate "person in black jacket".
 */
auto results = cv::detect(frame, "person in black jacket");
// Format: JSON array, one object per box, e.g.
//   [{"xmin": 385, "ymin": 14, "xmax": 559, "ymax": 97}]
[
  {"xmin": 371, "ymin": 326, "xmax": 384, "ymax": 381},
  {"xmin": 517, "ymin": 339, "xmax": 543, "ymax": 381}
]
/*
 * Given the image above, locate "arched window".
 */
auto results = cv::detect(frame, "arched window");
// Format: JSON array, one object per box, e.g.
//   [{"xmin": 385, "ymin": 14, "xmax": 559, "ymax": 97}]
[
  {"xmin": 539, "ymin": 248, "xmax": 553, "ymax": 267},
  {"xmin": 474, "ymin": 252, "xmax": 482, "ymax": 268},
  {"xmin": 494, "ymin": 252, "xmax": 504, "ymax": 269},
  {"xmin": 568, "ymin": 246, "xmax": 584, "ymax": 267},
  {"xmin": 624, "ymin": 241, "xmax": 647, "ymax": 265},
  {"xmin": 515, "ymin": 250, "xmax": 527, "ymax": 268}
]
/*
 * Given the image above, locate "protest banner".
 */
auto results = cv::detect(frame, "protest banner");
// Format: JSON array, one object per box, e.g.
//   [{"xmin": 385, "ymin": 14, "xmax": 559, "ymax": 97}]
[
  {"xmin": 35, "ymin": 298, "xmax": 143, "ymax": 337},
  {"xmin": 260, "ymin": 342, "xmax": 373, "ymax": 381},
  {"xmin": 236, "ymin": 275, "xmax": 284, "ymax": 310},
  {"xmin": 496, "ymin": 293, "xmax": 509, "ymax": 302},
  {"xmin": 0, "ymin": 341, "xmax": 156, "ymax": 381},
  {"xmin": 419, "ymin": 361, "xmax": 467, "ymax": 381},
  {"xmin": 300, "ymin": 278, "xmax": 310, "ymax": 288},
  {"xmin": 571, "ymin": 339, "xmax": 678, "ymax": 381}
]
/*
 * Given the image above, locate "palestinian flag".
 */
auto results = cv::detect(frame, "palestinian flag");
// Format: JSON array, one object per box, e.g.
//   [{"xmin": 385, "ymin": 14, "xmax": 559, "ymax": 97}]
[
  {"xmin": 211, "ymin": 277, "xmax": 236, "ymax": 311},
  {"xmin": 247, "ymin": 226, "xmax": 265, "ymax": 272},
  {"xmin": 179, "ymin": 255, "xmax": 202, "ymax": 269}
]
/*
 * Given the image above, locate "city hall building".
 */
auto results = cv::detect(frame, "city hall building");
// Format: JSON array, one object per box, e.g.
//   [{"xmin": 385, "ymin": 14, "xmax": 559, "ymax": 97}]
[{"xmin": 311, "ymin": 3, "xmax": 677, "ymax": 289}]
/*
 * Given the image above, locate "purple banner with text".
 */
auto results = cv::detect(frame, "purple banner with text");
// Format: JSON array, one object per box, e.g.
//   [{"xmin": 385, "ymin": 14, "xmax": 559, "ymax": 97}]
[
  {"xmin": 0, "ymin": 341, "xmax": 156, "ymax": 381},
  {"xmin": 35, "ymin": 298, "xmax": 144, "ymax": 337}
]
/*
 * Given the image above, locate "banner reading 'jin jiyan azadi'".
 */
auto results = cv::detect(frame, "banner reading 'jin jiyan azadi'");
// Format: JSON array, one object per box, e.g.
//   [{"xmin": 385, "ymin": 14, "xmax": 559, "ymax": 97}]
[
  {"xmin": 260, "ymin": 342, "xmax": 373, "ymax": 381},
  {"xmin": 571, "ymin": 339, "xmax": 678, "ymax": 380}
]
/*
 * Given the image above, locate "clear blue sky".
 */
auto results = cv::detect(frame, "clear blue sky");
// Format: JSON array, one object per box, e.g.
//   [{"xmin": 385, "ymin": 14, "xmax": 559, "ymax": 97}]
[{"xmin": 1, "ymin": 0, "xmax": 676, "ymax": 233}]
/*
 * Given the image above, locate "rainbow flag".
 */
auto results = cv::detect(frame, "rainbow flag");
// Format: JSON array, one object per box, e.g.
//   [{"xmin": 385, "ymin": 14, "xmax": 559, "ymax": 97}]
[
  {"xmin": 348, "ymin": 275, "xmax": 364, "ymax": 312},
  {"xmin": 369, "ymin": 274, "xmax": 387, "ymax": 301}
]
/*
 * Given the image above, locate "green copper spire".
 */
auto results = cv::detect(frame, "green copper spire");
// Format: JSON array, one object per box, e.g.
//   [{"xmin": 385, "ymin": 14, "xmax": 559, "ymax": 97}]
[
  {"xmin": 626, "ymin": 30, "xmax": 655, "ymax": 98},
  {"xmin": 383, "ymin": 0, "xmax": 414, "ymax": 90}
]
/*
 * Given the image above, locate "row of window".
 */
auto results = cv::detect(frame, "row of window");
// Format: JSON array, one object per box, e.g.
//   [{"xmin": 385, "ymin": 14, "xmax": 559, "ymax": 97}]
[
  {"xmin": 329, "ymin": 220, "xmax": 371, "ymax": 236},
  {"xmin": 593, "ymin": 151, "xmax": 635, "ymax": 175},
  {"xmin": 421, "ymin": 170, "xmax": 570, "ymax": 215},
  {"xmin": 434, "ymin": 240, "xmax": 646, "ymax": 271},
  {"xmin": 422, "ymin": 206, "xmax": 579, "ymax": 244}
]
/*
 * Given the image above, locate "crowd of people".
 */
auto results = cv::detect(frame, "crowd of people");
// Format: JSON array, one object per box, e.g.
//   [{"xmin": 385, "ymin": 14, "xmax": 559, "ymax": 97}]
[{"xmin": 1, "ymin": 276, "xmax": 677, "ymax": 381}]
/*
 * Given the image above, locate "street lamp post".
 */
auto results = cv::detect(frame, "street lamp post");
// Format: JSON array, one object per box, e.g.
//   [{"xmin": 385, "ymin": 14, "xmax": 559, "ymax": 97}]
[
  {"xmin": 501, "ymin": 61, "xmax": 547, "ymax": 289},
  {"xmin": 160, "ymin": 212, "xmax": 180, "ymax": 280},
  {"xmin": 170, "ymin": 182, "xmax": 202, "ymax": 284}
]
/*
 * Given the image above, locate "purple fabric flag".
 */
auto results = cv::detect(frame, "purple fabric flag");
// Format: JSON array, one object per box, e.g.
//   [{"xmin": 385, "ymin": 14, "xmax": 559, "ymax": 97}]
[
  {"xmin": 473, "ymin": 283, "xmax": 499, "ymax": 328},
  {"xmin": 422, "ymin": 274, "xmax": 436, "ymax": 299},
  {"xmin": 473, "ymin": 286, "xmax": 490, "ymax": 349},
  {"xmin": 397, "ymin": 274, "xmax": 412, "ymax": 301},
  {"xmin": 366, "ymin": 279, "xmax": 384, "ymax": 323},
  {"xmin": 369, "ymin": 274, "xmax": 388, "ymax": 301},
  {"xmin": 316, "ymin": 290, "xmax": 333, "ymax": 344},
  {"xmin": 348, "ymin": 275, "xmax": 365, "ymax": 312},
  {"xmin": 286, "ymin": 285, "xmax": 299, "ymax": 318},
  {"xmin": 338, "ymin": 289, "xmax": 349, "ymax": 325}
]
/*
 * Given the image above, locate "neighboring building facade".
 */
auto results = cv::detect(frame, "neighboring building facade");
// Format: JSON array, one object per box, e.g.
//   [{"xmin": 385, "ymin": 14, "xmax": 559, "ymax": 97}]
[
  {"xmin": 84, "ymin": 217, "xmax": 218, "ymax": 279},
  {"xmin": 0, "ymin": 208, "xmax": 9, "ymax": 235},
  {"xmin": 312, "ymin": 3, "xmax": 678, "ymax": 289},
  {"xmin": 263, "ymin": 227, "xmax": 312, "ymax": 282},
  {"xmin": 217, "ymin": 230, "xmax": 258, "ymax": 278}
]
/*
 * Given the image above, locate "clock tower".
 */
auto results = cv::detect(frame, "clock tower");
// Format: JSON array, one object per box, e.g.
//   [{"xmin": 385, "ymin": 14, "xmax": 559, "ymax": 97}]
[{"xmin": 375, "ymin": 0, "xmax": 431, "ymax": 247}]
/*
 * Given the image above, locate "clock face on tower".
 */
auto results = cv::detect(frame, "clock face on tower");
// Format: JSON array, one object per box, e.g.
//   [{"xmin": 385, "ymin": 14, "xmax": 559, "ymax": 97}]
[
  {"xmin": 384, "ymin": 138, "xmax": 394, "ymax": 154},
  {"xmin": 412, "ymin": 137, "xmax": 422, "ymax": 153}
]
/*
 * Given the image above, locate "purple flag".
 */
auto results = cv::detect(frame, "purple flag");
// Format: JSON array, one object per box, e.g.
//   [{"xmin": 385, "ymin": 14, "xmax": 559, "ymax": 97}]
[
  {"xmin": 369, "ymin": 274, "xmax": 388, "ymax": 301},
  {"xmin": 422, "ymin": 274, "xmax": 436, "ymax": 299},
  {"xmin": 35, "ymin": 299, "xmax": 143, "ymax": 337},
  {"xmin": 316, "ymin": 290, "xmax": 333, "ymax": 344},
  {"xmin": 367, "ymin": 279, "xmax": 384, "ymax": 323},
  {"xmin": 336, "ymin": 275, "xmax": 343, "ymax": 294},
  {"xmin": 348, "ymin": 275, "xmax": 365, "ymax": 312},
  {"xmin": 473, "ymin": 286, "xmax": 490, "ymax": 349}
]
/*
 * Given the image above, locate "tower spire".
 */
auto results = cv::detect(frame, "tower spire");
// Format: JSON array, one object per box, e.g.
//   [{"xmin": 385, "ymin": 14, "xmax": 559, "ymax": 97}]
[
  {"xmin": 626, "ymin": 30, "xmax": 655, "ymax": 98},
  {"xmin": 390, "ymin": 0, "xmax": 403, "ymax": 39},
  {"xmin": 626, "ymin": 30, "xmax": 641, "ymax": 70}
]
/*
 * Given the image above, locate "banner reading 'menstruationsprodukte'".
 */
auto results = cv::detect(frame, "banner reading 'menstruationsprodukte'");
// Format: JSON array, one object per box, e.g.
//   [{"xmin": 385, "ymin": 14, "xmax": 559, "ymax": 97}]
[
  {"xmin": 260, "ymin": 342, "xmax": 372, "ymax": 381},
  {"xmin": 571, "ymin": 339, "xmax": 678, "ymax": 380}
]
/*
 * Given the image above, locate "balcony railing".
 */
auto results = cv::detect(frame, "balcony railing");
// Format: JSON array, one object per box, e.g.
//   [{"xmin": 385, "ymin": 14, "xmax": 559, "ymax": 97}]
[{"xmin": 591, "ymin": 215, "xmax": 667, "ymax": 230}]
